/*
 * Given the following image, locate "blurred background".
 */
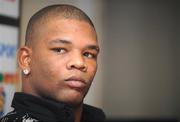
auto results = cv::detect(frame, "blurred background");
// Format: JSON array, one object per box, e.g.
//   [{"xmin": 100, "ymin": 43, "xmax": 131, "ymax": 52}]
[{"xmin": 0, "ymin": 0, "xmax": 179, "ymax": 121}]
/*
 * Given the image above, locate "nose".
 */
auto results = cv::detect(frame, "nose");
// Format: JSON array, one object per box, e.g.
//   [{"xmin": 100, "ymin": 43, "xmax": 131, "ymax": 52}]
[{"xmin": 66, "ymin": 52, "xmax": 87, "ymax": 72}]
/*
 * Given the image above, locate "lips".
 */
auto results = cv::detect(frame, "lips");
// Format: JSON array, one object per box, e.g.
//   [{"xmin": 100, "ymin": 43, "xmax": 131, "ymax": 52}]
[{"xmin": 65, "ymin": 76, "xmax": 86, "ymax": 89}]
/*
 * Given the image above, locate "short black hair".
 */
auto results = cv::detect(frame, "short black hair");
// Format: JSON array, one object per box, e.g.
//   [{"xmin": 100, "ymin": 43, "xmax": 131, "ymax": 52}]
[{"xmin": 25, "ymin": 4, "xmax": 96, "ymax": 46}]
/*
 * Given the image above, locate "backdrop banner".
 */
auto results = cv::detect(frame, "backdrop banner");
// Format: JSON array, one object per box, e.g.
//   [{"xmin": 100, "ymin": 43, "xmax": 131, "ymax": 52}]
[
  {"xmin": 0, "ymin": 0, "xmax": 20, "ymax": 116},
  {"xmin": 0, "ymin": 0, "xmax": 19, "ymax": 18},
  {"xmin": 0, "ymin": 24, "xmax": 18, "ymax": 74}
]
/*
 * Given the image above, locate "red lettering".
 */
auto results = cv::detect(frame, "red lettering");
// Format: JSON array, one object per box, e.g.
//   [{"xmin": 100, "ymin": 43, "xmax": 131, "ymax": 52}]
[{"xmin": 4, "ymin": 0, "xmax": 16, "ymax": 3}]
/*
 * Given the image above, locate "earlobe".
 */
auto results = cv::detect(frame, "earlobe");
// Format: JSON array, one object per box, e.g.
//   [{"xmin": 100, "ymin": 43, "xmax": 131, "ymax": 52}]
[{"xmin": 17, "ymin": 46, "xmax": 31, "ymax": 73}]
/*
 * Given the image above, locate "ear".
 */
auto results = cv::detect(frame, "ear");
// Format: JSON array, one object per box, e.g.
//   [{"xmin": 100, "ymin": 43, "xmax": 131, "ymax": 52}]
[{"xmin": 17, "ymin": 46, "xmax": 32, "ymax": 70}]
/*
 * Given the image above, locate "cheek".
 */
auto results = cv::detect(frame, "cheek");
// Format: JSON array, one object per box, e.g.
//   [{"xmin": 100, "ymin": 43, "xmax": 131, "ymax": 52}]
[
  {"xmin": 41, "ymin": 59, "xmax": 66, "ymax": 79},
  {"xmin": 31, "ymin": 55, "xmax": 66, "ymax": 81},
  {"xmin": 87, "ymin": 61, "xmax": 97, "ymax": 78},
  {"xmin": 30, "ymin": 57, "xmax": 67, "ymax": 94}
]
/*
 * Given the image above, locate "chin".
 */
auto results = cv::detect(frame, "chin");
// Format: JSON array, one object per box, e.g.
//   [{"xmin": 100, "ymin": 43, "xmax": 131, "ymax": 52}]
[
  {"xmin": 59, "ymin": 96, "xmax": 83, "ymax": 108},
  {"xmin": 55, "ymin": 91, "xmax": 85, "ymax": 107},
  {"xmin": 67, "ymin": 94, "xmax": 84, "ymax": 105},
  {"xmin": 66, "ymin": 99, "xmax": 83, "ymax": 108}
]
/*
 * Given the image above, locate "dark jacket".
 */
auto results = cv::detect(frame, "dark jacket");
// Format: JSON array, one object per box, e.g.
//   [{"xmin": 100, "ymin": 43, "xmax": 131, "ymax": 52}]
[{"xmin": 0, "ymin": 92, "xmax": 105, "ymax": 122}]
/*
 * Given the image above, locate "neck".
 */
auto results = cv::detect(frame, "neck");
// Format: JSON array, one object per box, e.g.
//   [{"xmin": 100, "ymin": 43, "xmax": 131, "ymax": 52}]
[{"xmin": 73, "ymin": 103, "xmax": 83, "ymax": 122}]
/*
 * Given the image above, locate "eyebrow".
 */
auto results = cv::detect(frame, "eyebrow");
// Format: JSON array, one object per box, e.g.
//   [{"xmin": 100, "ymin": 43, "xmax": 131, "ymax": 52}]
[
  {"xmin": 49, "ymin": 39, "xmax": 72, "ymax": 45},
  {"xmin": 86, "ymin": 45, "xmax": 100, "ymax": 53},
  {"xmin": 49, "ymin": 39, "xmax": 100, "ymax": 52}
]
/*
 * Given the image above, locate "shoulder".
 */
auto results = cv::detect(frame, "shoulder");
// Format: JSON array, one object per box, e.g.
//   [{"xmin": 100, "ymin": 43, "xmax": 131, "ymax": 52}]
[
  {"xmin": 83, "ymin": 104, "xmax": 106, "ymax": 121},
  {"xmin": 0, "ymin": 110, "xmax": 39, "ymax": 122}
]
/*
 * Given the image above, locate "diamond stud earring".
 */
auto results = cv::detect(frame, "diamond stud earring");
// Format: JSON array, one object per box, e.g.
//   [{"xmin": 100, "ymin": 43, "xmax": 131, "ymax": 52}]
[{"xmin": 23, "ymin": 69, "xmax": 30, "ymax": 75}]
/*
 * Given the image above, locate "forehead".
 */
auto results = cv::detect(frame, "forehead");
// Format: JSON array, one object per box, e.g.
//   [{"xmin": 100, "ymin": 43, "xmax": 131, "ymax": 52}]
[{"xmin": 36, "ymin": 18, "xmax": 98, "ymax": 46}]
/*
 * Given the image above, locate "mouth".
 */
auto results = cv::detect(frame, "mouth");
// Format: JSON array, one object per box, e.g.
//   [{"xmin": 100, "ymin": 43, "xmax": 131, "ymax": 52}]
[{"xmin": 65, "ymin": 76, "xmax": 86, "ymax": 89}]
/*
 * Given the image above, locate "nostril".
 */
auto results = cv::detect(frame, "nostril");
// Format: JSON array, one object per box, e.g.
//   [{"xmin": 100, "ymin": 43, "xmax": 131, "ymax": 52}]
[
  {"xmin": 72, "ymin": 64, "xmax": 86, "ymax": 70},
  {"xmin": 67, "ymin": 62, "xmax": 87, "ymax": 72},
  {"xmin": 66, "ymin": 54, "xmax": 87, "ymax": 71}
]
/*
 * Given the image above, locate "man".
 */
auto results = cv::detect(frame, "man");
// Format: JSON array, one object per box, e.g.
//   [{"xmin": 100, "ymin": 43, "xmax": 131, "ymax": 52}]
[{"xmin": 0, "ymin": 4, "xmax": 105, "ymax": 122}]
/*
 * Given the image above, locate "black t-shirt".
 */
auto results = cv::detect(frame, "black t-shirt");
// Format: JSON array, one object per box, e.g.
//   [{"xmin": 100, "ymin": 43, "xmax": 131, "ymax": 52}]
[{"xmin": 0, "ymin": 92, "xmax": 106, "ymax": 122}]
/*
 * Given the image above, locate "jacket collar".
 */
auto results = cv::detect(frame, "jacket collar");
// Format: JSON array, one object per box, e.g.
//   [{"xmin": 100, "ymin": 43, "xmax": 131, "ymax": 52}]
[
  {"xmin": 12, "ymin": 92, "xmax": 105, "ymax": 122},
  {"xmin": 12, "ymin": 92, "xmax": 74, "ymax": 121}
]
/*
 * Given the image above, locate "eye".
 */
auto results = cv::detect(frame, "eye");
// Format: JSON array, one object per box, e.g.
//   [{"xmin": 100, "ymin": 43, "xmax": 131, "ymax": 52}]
[
  {"xmin": 83, "ymin": 52, "xmax": 97, "ymax": 59},
  {"xmin": 51, "ymin": 48, "xmax": 67, "ymax": 54}
]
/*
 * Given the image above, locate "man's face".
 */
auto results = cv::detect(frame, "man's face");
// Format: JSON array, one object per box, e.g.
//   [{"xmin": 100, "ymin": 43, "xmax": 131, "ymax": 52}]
[{"xmin": 28, "ymin": 18, "xmax": 99, "ymax": 106}]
